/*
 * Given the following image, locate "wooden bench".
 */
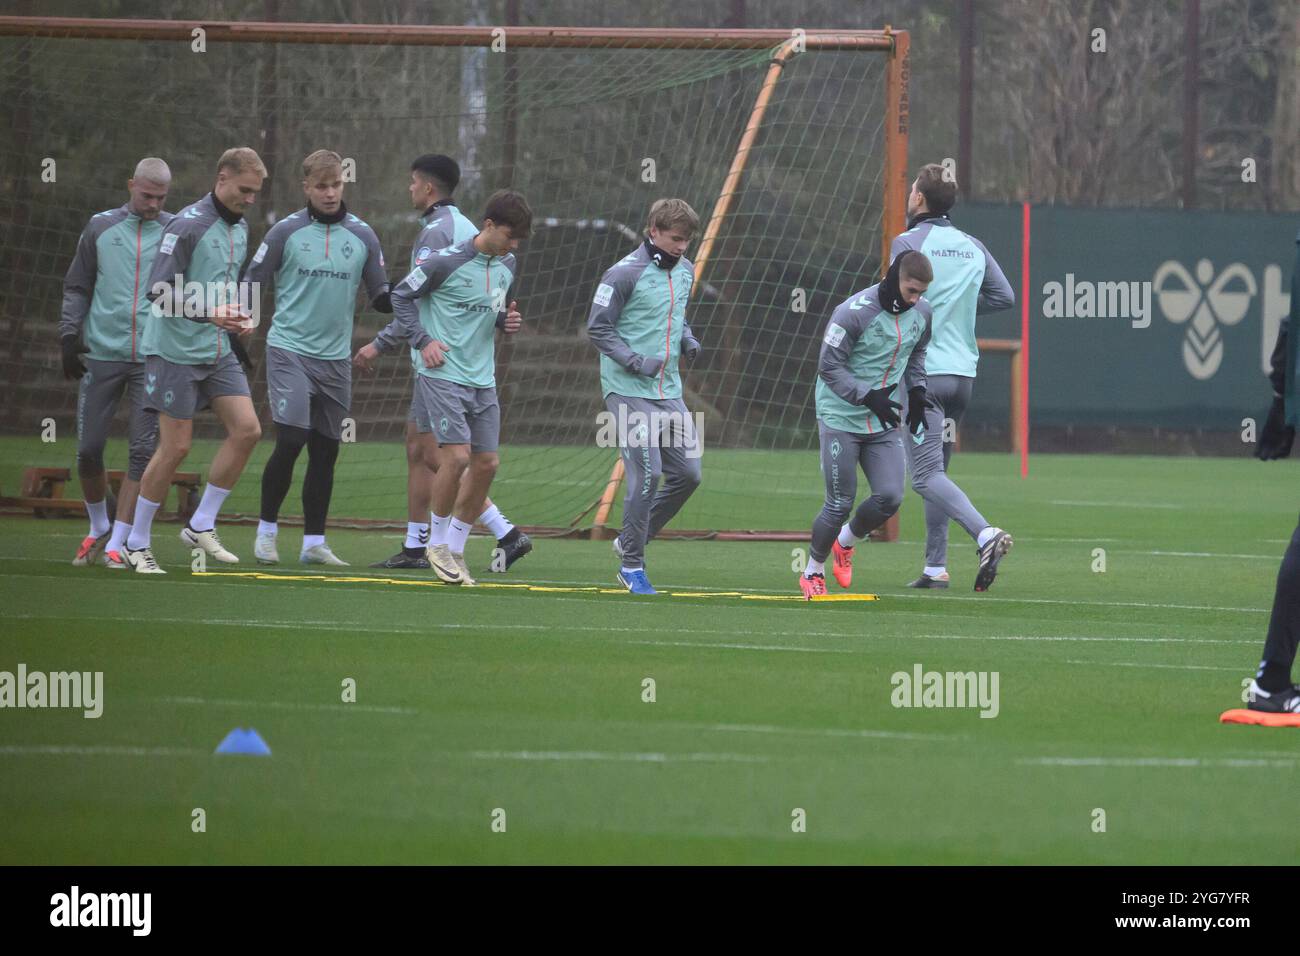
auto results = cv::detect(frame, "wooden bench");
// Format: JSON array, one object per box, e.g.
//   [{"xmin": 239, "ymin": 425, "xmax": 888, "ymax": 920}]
[
  {"xmin": 1, "ymin": 466, "xmax": 201, "ymax": 520},
  {"xmin": 105, "ymin": 469, "xmax": 201, "ymax": 520}
]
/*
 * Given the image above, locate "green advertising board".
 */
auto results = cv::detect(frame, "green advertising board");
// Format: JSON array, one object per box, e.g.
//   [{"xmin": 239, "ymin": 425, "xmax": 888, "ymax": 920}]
[{"xmin": 955, "ymin": 204, "xmax": 1296, "ymax": 430}]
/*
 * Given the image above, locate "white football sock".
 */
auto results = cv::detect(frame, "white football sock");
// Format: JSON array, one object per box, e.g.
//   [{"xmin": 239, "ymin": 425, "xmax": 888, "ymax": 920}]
[
  {"xmin": 126, "ymin": 497, "xmax": 161, "ymax": 550},
  {"xmin": 429, "ymin": 513, "xmax": 450, "ymax": 546},
  {"xmin": 976, "ymin": 526, "xmax": 1000, "ymax": 548},
  {"xmin": 924, "ymin": 565, "xmax": 947, "ymax": 578},
  {"xmin": 805, "ymin": 558, "xmax": 825, "ymax": 577},
  {"xmin": 448, "ymin": 517, "xmax": 472, "ymax": 554},
  {"xmin": 478, "ymin": 504, "xmax": 514, "ymax": 539},
  {"xmin": 837, "ymin": 523, "xmax": 859, "ymax": 548},
  {"xmin": 405, "ymin": 521, "xmax": 429, "ymax": 550},
  {"xmin": 85, "ymin": 499, "xmax": 110, "ymax": 538},
  {"xmin": 189, "ymin": 483, "xmax": 231, "ymax": 533},
  {"xmin": 302, "ymin": 534, "xmax": 325, "ymax": 550},
  {"xmin": 107, "ymin": 520, "xmax": 131, "ymax": 554},
  {"xmin": 257, "ymin": 519, "xmax": 278, "ymax": 538}
]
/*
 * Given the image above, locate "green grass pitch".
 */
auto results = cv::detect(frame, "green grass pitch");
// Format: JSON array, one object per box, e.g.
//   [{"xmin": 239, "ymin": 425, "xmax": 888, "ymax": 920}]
[{"xmin": 2, "ymin": 450, "xmax": 1298, "ymax": 864}]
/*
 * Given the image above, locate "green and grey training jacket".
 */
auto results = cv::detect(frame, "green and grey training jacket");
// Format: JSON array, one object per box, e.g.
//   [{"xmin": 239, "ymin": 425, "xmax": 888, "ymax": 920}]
[
  {"xmin": 243, "ymin": 204, "xmax": 389, "ymax": 361},
  {"xmin": 586, "ymin": 242, "xmax": 699, "ymax": 401},
  {"xmin": 816, "ymin": 283, "xmax": 933, "ymax": 435},
  {"xmin": 143, "ymin": 192, "xmax": 249, "ymax": 366},
  {"xmin": 60, "ymin": 204, "xmax": 176, "ymax": 363}
]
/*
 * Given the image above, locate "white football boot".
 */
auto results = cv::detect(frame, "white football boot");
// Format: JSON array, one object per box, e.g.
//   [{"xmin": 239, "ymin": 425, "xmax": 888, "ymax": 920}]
[
  {"xmin": 180, "ymin": 526, "xmax": 239, "ymax": 563},
  {"xmin": 300, "ymin": 543, "xmax": 348, "ymax": 566},
  {"xmin": 254, "ymin": 534, "xmax": 280, "ymax": 565}
]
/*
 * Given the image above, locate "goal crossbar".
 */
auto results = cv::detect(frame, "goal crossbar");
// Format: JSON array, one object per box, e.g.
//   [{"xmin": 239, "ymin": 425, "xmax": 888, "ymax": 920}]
[
  {"xmin": 0, "ymin": 17, "xmax": 910, "ymax": 542},
  {"xmin": 0, "ymin": 17, "xmax": 897, "ymax": 51}
]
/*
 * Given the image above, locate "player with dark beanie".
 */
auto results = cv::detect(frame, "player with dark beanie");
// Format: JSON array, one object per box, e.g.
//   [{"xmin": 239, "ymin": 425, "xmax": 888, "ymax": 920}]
[{"xmin": 1244, "ymin": 225, "xmax": 1300, "ymax": 714}]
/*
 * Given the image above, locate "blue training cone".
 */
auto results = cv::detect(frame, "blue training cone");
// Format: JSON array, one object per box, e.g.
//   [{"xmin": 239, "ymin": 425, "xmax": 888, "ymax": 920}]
[{"xmin": 214, "ymin": 727, "xmax": 271, "ymax": 756}]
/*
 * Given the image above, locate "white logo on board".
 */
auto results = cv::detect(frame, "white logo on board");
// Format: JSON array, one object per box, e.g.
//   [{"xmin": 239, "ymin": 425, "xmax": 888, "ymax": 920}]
[{"xmin": 1155, "ymin": 259, "xmax": 1256, "ymax": 380}]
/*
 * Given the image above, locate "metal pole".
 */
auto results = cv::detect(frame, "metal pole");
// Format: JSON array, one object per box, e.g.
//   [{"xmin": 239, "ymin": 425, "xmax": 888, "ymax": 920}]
[
  {"xmin": 1182, "ymin": 0, "xmax": 1199, "ymax": 208},
  {"xmin": 958, "ymin": 0, "xmax": 974, "ymax": 199}
]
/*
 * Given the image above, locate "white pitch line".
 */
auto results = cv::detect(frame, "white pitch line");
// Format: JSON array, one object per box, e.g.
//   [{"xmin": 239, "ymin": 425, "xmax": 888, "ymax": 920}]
[
  {"xmin": 1115, "ymin": 549, "xmax": 1280, "ymax": 560},
  {"xmin": 469, "ymin": 749, "xmax": 769, "ymax": 764},
  {"xmin": 703, "ymin": 722, "xmax": 965, "ymax": 742},
  {"xmin": 1016, "ymin": 537, "xmax": 1121, "ymax": 543},
  {"xmin": 498, "ymin": 580, "xmax": 1276, "ymax": 616},
  {"xmin": 1017, "ymin": 756, "xmax": 1299, "ymax": 768},
  {"xmin": 0, "ymin": 564, "xmax": 1275, "ymax": 615},
  {"xmin": 917, "ymin": 633, "xmax": 1257, "ymax": 645},
  {"xmin": 0, "ymin": 745, "xmax": 199, "ymax": 757},
  {"xmin": 897, "ymin": 595, "xmax": 1269, "ymax": 614},
  {"xmin": 622, "ymin": 638, "xmax": 854, "ymax": 654},
  {"xmin": 220, "ymin": 583, "xmax": 1263, "ymax": 616},
  {"xmin": 1049, "ymin": 500, "xmax": 1184, "ymax": 509},
  {"xmin": 6, "ymin": 611, "xmax": 1261, "ymax": 652},
  {"xmin": 1062, "ymin": 659, "xmax": 1245, "ymax": 673},
  {"xmin": 157, "ymin": 696, "xmax": 418, "ymax": 715}
]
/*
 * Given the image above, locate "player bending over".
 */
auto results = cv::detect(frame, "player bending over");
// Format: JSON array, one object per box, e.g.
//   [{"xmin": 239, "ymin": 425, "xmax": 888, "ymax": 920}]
[
  {"xmin": 1242, "ymin": 225, "xmax": 1300, "ymax": 714},
  {"xmin": 355, "ymin": 154, "xmax": 531, "ymax": 572},
  {"xmin": 800, "ymin": 251, "xmax": 933, "ymax": 599},
  {"xmin": 891, "ymin": 163, "xmax": 1014, "ymax": 591},
  {"xmin": 246, "ymin": 149, "xmax": 392, "ymax": 567},
  {"xmin": 587, "ymin": 198, "xmax": 703, "ymax": 595},
  {"xmin": 383, "ymin": 189, "xmax": 530, "ymax": 585},
  {"xmin": 60, "ymin": 158, "xmax": 174, "ymax": 569},
  {"xmin": 122, "ymin": 147, "xmax": 266, "ymax": 573}
]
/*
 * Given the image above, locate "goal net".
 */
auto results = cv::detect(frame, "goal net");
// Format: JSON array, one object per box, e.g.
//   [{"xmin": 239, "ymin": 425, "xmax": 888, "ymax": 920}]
[{"xmin": 0, "ymin": 19, "xmax": 908, "ymax": 537}]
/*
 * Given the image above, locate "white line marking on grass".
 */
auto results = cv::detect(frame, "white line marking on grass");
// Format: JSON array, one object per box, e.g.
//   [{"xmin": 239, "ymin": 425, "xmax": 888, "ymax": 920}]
[
  {"xmin": 703, "ymin": 723, "xmax": 965, "ymax": 742},
  {"xmin": 1017, "ymin": 537, "xmax": 1121, "ymax": 543},
  {"xmin": 8, "ymin": 612, "xmax": 425, "ymax": 634},
  {"xmin": 918, "ymin": 633, "xmax": 1256, "ymax": 645},
  {"xmin": 202, "ymin": 618, "xmax": 427, "ymax": 633},
  {"xmin": 0, "ymin": 565, "xmax": 1273, "ymax": 616},
  {"xmin": 9, "ymin": 612, "xmax": 1262, "ymax": 656},
  {"xmin": 1049, "ymin": 500, "xmax": 1183, "ymax": 509},
  {"xmin": 158, "ymin": 696, "xmax": 418, "ymax": 715},
  {"xmin": 1063, "ymin": 659, "xmax": 1245, "ymax": 673},
  {"xmin": 0, "ymin": 745, "xmax": 199, "ymax": 757},
  {"xmin": 895, "ymin": 595, "xmax": 1269, "ymax": 614},
  {"xmin": 1115, "ymin": 550, "xmax": 1280, "ymax": 560},
  {"xmin": 469, "ymin": 750, "xmax": 769, "ymax": 764},
  {"xmin": 1018, "ymin": 756, "xmax": 1298, "ymax": 768},
  {"xmin": 479, "ymin": 581, "xmax": 1269, "ymax": 617},
  {"xmin": 622, "ymin": 639, "xmax": 854, "ymax": 654},
  {"xmin": 8, "ymin": 612, "xmax": 847, "ymax": 646}
]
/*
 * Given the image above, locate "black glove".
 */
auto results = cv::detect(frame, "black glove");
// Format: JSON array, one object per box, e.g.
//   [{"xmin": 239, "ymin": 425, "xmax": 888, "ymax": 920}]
[
  {"xmin": 862, "ymin": 382, "xmax": 901, "ymax": 428},
  {"xmin": 228, "ymin": 333, "xmax": 254, "ymax": 373},
  {"xmin": 61, "ymin": 334, "xmax": 89, "ymax": 380},
  {"xmin": 633, "ymin": 353, "xmax": 665, "ymax": 378},
  {"xmin": 906, "ymin": 386, "xmax": 928, "ymax": 435},
  {"xmin": 682, "ymin": 335, "xmax": 701, "ymax": 366},
  {"xmin": 372, "ymin": 291, "xmax": 393, "ymax": 315},
  {"xmin": 1257, "ymin": 395, "xmax": 1294, "ymax": 460}
]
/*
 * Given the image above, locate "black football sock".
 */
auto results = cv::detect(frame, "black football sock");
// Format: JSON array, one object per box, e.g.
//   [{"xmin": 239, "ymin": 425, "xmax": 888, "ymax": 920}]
[
  {"xmin": 261, "ymin": 425, "xmax": 310, "ymax": 523},
  {"xmin": 302, "ymin": 430, "xmax": 340, "ymax": 536},
  {"xmin": 1258, "ymin": 514, "xmax": 1300, "ymax": 692}
]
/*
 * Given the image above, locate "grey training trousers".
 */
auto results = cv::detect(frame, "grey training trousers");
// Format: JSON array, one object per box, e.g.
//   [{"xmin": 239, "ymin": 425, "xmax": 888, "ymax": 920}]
[{"xmin": 902, "ymin": 374, "xmax": 989, "ymax": 567}]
